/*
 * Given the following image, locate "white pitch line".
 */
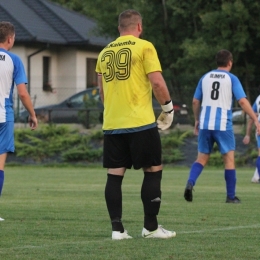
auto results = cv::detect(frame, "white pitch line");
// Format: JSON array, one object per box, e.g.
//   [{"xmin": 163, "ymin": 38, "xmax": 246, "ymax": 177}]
[
  {"xmin": 0, "ymin": 240, "xmax": 106, "ymax": 251},
  {"xmin": 1, "ymin": 224, "xmax": 260, "ymax": 251},
  {"xmin": 178, "ymin": 224, "xmax": 260, "ymax": 234}
]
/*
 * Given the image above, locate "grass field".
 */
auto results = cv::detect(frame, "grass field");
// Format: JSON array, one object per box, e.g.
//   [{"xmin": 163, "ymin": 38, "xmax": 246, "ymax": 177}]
[{"xmin": 0, "ymin": 166, "xmax": 259, "ymax": 260}]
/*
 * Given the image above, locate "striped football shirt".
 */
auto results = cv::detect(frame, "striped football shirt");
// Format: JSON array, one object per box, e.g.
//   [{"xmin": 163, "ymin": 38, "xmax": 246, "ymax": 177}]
[
  {"xmin": 0, "ymin": 48, "xmax": 27, "ymax": 122},
  {"xmin": 194, "ymin": 69, "xmax": 246, "ymax": 131}
]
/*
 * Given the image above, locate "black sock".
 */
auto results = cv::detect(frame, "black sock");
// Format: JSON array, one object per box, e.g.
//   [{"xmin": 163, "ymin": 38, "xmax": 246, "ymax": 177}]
[
  {"xmin": 105, "ymin": 173, "xmax": 124, "ymax": 232},
  {"xmin": 141, "ymin": 171, "xmax": 162, "ymax": 231},
  {"xmin": 144, "ymin": 215, "xmax": 158, "ymax": 232},
  {"xmin": 111, "ymin": 217, "xmax": 124, "ymax": 232}
]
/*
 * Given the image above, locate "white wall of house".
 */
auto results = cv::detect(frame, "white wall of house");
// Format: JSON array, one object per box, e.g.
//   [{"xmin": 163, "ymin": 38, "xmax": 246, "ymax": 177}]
[
  {"xmin": 56, "ymin": 47, "xmax": 77, "ymax": 100},
  {"xmin": 11, "ymin": 45, "xmax": 100, "ymax": 111}
]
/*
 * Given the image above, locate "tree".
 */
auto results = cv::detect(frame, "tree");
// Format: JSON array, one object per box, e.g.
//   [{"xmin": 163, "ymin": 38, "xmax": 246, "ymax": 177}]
[
  {"xmin": 177, "ymin": 0, "xmax": 260, "ymax": 103},
  {"xmin": 51, "ymin": 0, "xmax": 260, "ymax": 106}
]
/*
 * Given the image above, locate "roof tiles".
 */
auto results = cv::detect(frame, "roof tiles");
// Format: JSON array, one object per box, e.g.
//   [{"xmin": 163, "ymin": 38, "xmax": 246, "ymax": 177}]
[{"xmin": 0, "ymin": 0, "xmax": 110, "ymax": 47}]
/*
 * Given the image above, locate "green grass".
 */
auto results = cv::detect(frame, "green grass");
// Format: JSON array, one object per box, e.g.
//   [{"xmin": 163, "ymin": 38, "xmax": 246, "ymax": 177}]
[{"xmin": 0, "ymin": 166, "xmax": 260, "ymax": 260}]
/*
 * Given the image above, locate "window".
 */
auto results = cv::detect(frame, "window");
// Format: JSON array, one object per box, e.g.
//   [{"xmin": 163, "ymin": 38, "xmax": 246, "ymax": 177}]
[
  {"xmin": 43, "ymin": 56, "xmax": 52, "ymax": 92},
  {"xmin": 86, "ymin": 58, "xmax": 97, "ymax": 88}
]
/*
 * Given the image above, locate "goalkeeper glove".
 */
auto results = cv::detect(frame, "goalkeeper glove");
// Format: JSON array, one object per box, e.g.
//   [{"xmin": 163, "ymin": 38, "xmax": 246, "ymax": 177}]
[{"xmin": 157, "ymin": 101, "xmax": 174, "ymax": 131}]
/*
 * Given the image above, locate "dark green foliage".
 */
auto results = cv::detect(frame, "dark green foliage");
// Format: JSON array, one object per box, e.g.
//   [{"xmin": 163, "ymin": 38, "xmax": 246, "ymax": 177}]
[
  {"xmin": 14, "ymin": 125, "xmax": 103, "ymax": 163},
  {"xmin": 162, "ymin": 148, "xmax": 184, "ymax": 164},
  {"xmin": 250, "ymin": 149, "xmax": 258, "ymax": 160},
  {"xmin": 207, "ymin": 151, "xmax": 223, "ymax": 167},
  {"xmin": 61, "ymin": 147, "xmax": 103, "ymax": 162},
  {"xmin": 160, "ymin": 130, "xmax": 193, "ymax": 163},
  {"xmin": 161, "ymin": 133, "xmax": 183, "ymax": 148},
  {"xmin": 14, "ymin": 126, "xmax": 190, "ymax": 164},
  {"xmin": 13, "ymin": 126, "xmax": 253, "ymax": 167}
]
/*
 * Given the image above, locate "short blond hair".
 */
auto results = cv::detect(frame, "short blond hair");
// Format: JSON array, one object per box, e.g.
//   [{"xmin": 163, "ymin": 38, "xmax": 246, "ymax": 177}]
[{"xmin": 118, "ymin": 9, "xmax": 142, "ymax": 31}]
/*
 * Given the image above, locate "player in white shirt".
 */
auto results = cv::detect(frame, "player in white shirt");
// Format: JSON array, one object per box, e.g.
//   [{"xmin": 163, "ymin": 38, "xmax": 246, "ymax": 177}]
[{"xmin": 184, "ymin": 49, "xmax": 260, "ymax": 203}]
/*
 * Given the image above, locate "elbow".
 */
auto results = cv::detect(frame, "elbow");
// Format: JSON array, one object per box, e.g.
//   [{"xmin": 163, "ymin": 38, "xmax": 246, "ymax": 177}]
[
  {"xmin": 192, "ymin": 98, "xmax": 200, "ymax": 106},
  {"xmin": 238, "ymin": 97, "xmax": 247, "ymax": 107},
  {"xmin": 18, "ymin": 93, "xmax": 27, "ymax": 100},
  {"xmin": 151, "ymin": 81, "xmax": 160, "ymax": 91}
]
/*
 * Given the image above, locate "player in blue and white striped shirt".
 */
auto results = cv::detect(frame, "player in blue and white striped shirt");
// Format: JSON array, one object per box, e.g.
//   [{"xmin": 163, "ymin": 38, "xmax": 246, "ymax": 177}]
[
  {"xmin": 243, "ymin": 95, "xmax": 260, "ymax": 183},
  {"xmin": 184, "ymin": 49, "xmax": 260, "ymax": 203},
  {"xmin": 0, "ymin": 21, "xmax": 38, "ymax": 221}
]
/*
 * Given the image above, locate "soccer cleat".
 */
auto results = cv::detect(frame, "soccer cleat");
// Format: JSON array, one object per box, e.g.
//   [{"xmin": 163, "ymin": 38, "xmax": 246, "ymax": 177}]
[
  {"xmin": 142, "ymin": 225, "xmax": 176, "ymax": 239},
  {"xmin": 0, "ymin": 217, "xmax": 4, "ymax": 221},
  {"xmin": 251, "ymin": 178, "xmax": 259, "ymax": 183},
  {"xmin": 112, "ymin": 230, "xmax": 132, "ymax": 240},
  {"xmin": 226, "ymin": 196, "xmax": 241, "ymax": 203},
  {"xmin": 184, "ymin": 181, "xmax": 193, "ymax": 202}
]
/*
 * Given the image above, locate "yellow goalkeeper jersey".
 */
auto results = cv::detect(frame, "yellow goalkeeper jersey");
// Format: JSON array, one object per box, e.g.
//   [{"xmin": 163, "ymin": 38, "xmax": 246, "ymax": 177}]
[{"xmin": 96, "ymin": 35, "xmax": 162, "ymax": 132}]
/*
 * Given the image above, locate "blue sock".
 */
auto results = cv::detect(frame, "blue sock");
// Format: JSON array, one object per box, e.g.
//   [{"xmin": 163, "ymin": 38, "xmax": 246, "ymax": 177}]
[
  {"xmin": 225, "ymin": 169, "xmax": 236, "ymax": 199},
  {"xmin": 188, "ymin": 162, "xmax": 204, "ymax": 186},
  {"xmin": 0, "ymin": 170, "xmax": 4, "ymax": 196},
  {"xmin": 256, "ymin": 157, "xmax": 260, "ymax": 179}
]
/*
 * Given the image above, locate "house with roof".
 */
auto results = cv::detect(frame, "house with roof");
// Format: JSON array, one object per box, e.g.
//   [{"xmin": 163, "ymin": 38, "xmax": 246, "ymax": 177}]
[{"xmin": 0, "ymin": 0, "xmax": 110, "ymax": 113}]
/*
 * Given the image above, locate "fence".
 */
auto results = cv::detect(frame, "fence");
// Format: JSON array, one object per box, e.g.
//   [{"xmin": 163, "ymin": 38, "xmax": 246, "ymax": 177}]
[{"xmin": 13, "ymin": 82, "xmax": 253, "ymax": 129}]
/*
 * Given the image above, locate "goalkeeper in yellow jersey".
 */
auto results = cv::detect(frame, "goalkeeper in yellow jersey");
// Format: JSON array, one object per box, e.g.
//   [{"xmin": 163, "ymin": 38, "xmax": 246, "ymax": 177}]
[{"xmin": 96, "ymin": 9, "xmax": 175, "ymax": 240}]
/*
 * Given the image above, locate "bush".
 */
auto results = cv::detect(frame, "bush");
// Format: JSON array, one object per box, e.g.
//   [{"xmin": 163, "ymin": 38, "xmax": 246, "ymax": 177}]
[
  {"xmin": 14, "ymin": 125, "xmax": 103, "ymax": 164},
  {"xmin": 11, "ymin": 125, "xmax": 253, "ymax": 167}
]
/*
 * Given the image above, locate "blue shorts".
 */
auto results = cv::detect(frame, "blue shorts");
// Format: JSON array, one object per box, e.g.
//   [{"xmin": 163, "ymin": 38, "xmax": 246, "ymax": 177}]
[
  {"xmin": 198, "ymin": 129, "xmax": 235, "ymax": 154},
  {"xmin": 256, "ymin": 134, "xmax": 260, "ymax": 148},
  {"xmin": 0, "ymin": 121, "xmax": 14, "ymax": 154}
]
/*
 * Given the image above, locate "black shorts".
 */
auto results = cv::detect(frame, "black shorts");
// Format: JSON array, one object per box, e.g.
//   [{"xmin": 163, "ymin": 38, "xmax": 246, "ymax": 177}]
[{"xmin": 103, "ymin": 127, "xmax": 162, "ymax": 169}]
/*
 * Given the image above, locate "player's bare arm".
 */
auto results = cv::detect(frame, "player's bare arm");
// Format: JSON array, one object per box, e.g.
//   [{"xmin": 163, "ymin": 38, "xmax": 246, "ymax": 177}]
[
  {"xmin": 97, "ymin": 74, "xmax": 104, "ymax": 104},
  {"xmin": 148, "ymin": 72, "xmax": 171, "ymax": 104},
  {"xmin": 192, "ymin": 98, "xmax": 200, "ymax": 135},
  {"xmin": 239, "ymin": 97, "xmax": 260, "ymax": 135},
  {"xmin": 17, "ymin": 84, "xmax": 38, "ymax": 130},
  {"xmin": 148, "ymin": 71, "xmax": 174, "ymax": 130},
  {"xmin": 243, "ymin": 115, "xmax": 255, "ymax": 145}
]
